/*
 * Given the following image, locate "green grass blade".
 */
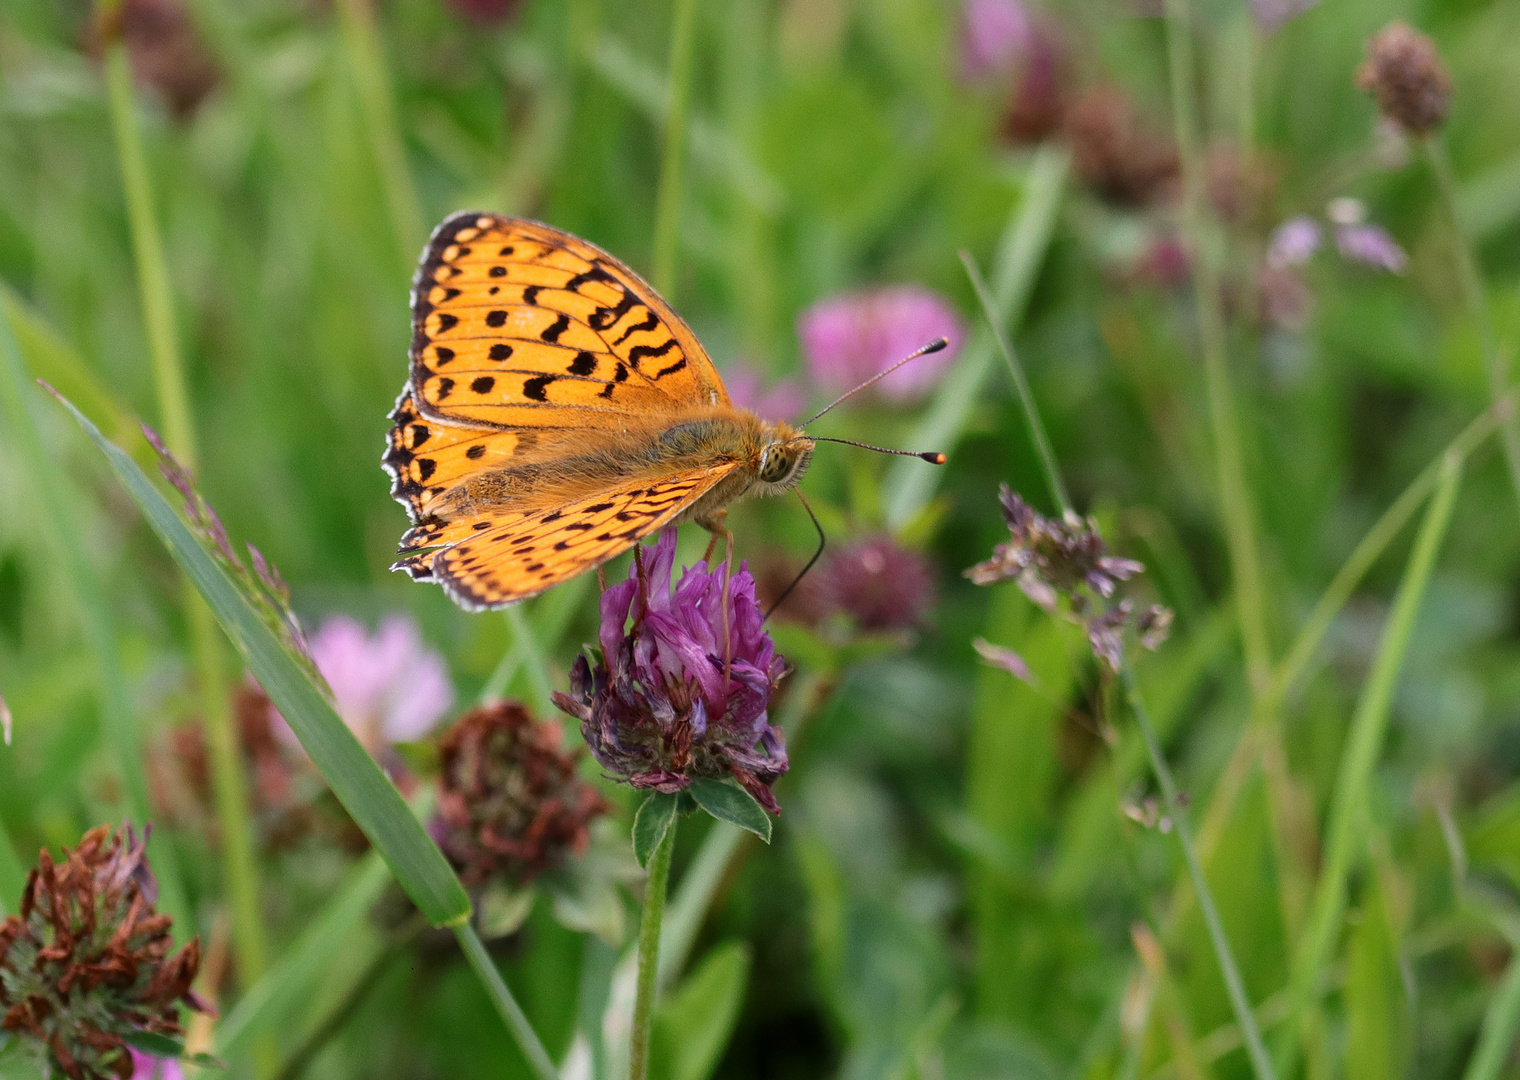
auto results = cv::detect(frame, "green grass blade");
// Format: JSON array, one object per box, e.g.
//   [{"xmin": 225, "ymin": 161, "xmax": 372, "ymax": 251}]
[
  {"xmin": 1461, "ymin": 949, "xmax": 1520, "ymax": 1080},
  {"xmin": 50, "ymin": 391, "xmax": 471, "ymax": 929},
  {"xmin": 883, "ymin": 145, "xmax": 1067, "ymax": 527},
  {"xmin": 334, "ymin": 0, "xmax": 425, "ymax": 272},
  {"xmin": 215, "ymin": 852, "xmax": 390, "ymax": 1059},
  {"xmin": 0, "ymin": 313, "xmax": 190, "ymax": 934},
  {"xmin": 1276, "ymin": 452, "xmax": 1463, "ymax": 1076},
  {"xmin": 0, "ymin": 289, "xmax": 140, "ymax": 452}
]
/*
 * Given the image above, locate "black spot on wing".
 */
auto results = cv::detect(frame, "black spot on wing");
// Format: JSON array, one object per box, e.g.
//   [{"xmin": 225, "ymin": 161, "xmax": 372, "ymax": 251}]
[
  {"xmin": 656, "ymin": 358, "xmax": 687, "ymax": 379},
  {"xmin": 628, "ymin": 340, "xmax": 678, "ymax": 366},
  {"xmin": 467, "ymin": 444, "xmax": 486, "ymax": 460},
  {"xmin": 490, "ymin": 344, "xmax": 513, "ymax": 362},
  {"xmin": 523, "ymin": 375, "xmax": 555, "ymax": 401},
  {"xmin": 486, "ymin": 310, "xmax": 508, "ymax": 328},
  {"xmin": 569, "ymin": 351, "xmax": 597, "ymax": 376},
  {"xmin": 541, "ymin": 313, "xmax": 571, "ymax": 343},
  {"xmin": 472, "ymin": 376, "xmax": 495, "ymax": 394}
]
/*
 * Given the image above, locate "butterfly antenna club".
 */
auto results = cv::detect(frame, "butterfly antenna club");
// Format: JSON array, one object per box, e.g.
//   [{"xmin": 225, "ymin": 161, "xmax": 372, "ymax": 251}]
[{"xmin": 801, "ymin": 338, "xmax": 948, "ymax": 426}]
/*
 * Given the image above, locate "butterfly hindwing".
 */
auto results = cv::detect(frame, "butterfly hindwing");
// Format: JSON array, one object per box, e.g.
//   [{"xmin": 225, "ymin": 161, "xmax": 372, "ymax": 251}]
[
  {"xmin": 408, "ymin": 213, "xmax": 728, "ymax": 429},
  {"xmin": 392, "ymin": 465, "xmax": 739, "ymax": 609}
]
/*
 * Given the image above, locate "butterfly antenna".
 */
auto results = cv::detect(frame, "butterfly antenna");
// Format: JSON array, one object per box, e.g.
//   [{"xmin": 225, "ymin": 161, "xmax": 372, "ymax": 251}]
[
  {"xmin": 802, "ymin": 338, "xmax": 948, "ymax": 427},
  {"xmin": 812, "ymin": 437, "xmax": 946, "ymax": 464},
  {"xmin": 765, "ymin": 491, "xmax": 827, "ymax": 622}
]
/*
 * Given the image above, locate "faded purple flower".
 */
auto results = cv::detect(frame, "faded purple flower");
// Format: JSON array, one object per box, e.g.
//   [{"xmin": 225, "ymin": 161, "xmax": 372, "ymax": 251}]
[
  {"xmin": 131, "ymin": 1050, "xmax": 184, "ymax": 1080},
  {"xmin": 1334, "ymin": 223, "xmax": 1407, "ymax": 273},
  {"xmin": 553, "ymin": 530, "xmax": 790, "ymax": 815},
  {"xmin": 798, "ymin": 287, "xmax": 965, "ymax": 403},
  {"xmin": 966, "ymin": 487, "xmax": 1142, "ymax": 612},
  {"xmin": 966, "ymin": 486, "xmax": 1169, "ymax": 671},
  {"xmin": 1267, "ymin": 217, "xmax": 1322, "ymax": 269},
  {"xmin": 1259, "ymin": 264, "xmax": 1314, "ymax": 332},
  {"xmin": 1001, "ymin": 14, "xmax": 1069, "ymax": 144},
  {"xmin": 959, "ymin": 0, "xmax": 1033, "ymax": 81},
  {"xmin": 972, "ymin": 637, "xmax": 1032, "ymax": 682},
  {"xmin": 275, "ymin": 615, "xmax": 453, "ymax": 754},
  {"xmin": 1251, "ymin": 0, "xmax": 1317, "ymax": 33},
  {"xmin": 724, "ymin": 364, "xmax": 807, "ymax": 424},
  {"xmin": 815, "ymin": 535, "xmax": 936, "ymax": 631}
]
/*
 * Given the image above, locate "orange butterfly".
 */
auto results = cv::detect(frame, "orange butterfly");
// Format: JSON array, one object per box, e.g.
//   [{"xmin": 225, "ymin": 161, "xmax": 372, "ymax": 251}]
[{"xmin": 383, "ymin": 213, "xmax": 941, "ymax": 611}]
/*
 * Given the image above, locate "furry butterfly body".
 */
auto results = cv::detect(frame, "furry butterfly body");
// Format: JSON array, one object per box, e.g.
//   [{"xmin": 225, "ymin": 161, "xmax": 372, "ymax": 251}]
[{"xmin": 383, "ymin": 212, "xmax": 813, "ymax": 610}]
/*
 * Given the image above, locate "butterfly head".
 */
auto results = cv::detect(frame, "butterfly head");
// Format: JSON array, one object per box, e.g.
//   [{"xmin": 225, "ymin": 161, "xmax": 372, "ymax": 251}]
[{"xmin": 754, "ymin": 423, "xmax": 815, "ymax": 495}]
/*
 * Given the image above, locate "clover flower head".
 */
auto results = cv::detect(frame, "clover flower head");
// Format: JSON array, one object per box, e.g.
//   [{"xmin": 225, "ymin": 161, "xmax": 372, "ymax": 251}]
[
  {"xmin": 553, "ymin": 531, "xmax": 790, "ymax": 815},
  {"xmin": 129, "ymin": 1050, "xmax": 183, "ymax": 1080},
  {"xmin": 798, "ymin": 287, "xmax": 965, "ymax": 404},
  {"xmin": 959, "ymin": 0, "xmax": 1034, "ymax": 82},
  {"xmin": 1064, "ymin": 87, "xmax": 1179, "ymax": 208},
  {"xmin": 815, "ymin": 535, "xmax": 936, "ymax": 632},
  {"xmin": 0, "ymin": 826, "xmax": 207, "ymax": 1080},
  {"xmin": 430, "ymin": 701, "xmax": 609, "ymax": 887},
  {"xmin": 1357, "ymin": 21, "xmax": 1451, "ymax": 136},
  {"xmin": 89, "ymin": 0, "xmax": 219, "ymax": 120},
  {"xmin": 966, "ymin": 486, "xmax": 1169, "ymax": 671},
  {"xmin": 724, "ymin": 363, "xmax": 806, "ymax": 424},
  {"xmin": 275, "ymin": 614, "xmax": 453, "ymax": 755}
]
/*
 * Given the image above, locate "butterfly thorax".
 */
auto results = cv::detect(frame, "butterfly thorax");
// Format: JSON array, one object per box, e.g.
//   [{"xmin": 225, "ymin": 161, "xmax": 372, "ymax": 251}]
[{"xmin": 418, "ymin": 406, "xmax": 812, "ymax": 525}]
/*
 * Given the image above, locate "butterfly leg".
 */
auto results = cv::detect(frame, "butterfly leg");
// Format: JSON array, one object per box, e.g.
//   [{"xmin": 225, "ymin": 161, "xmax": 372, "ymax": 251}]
[
  {"xmin": 697, "ymin": 509, "xmax": 737, "ymax": 691},
  {"xmin": 698, "ymin": 509, "xmax": 733, "ymax": 568}
]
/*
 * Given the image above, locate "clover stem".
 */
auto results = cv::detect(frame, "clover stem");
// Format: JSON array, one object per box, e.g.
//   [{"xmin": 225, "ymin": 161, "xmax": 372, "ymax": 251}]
[{"xmin": 631, "ymin": 818, "xmax": 678, "ymax": 1080}]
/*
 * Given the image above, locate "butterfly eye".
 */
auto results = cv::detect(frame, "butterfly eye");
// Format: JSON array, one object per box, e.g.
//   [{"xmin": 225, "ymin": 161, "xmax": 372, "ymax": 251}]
[{"xmin": 759, "ymin": 449, "xmax": 795, "ymax": 484}]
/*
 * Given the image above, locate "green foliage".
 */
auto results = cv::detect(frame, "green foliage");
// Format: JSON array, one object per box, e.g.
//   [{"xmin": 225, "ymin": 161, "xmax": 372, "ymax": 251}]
[{"xmin": 1, "ymin": 0, "xmax": 1520, "ymax": 1077}]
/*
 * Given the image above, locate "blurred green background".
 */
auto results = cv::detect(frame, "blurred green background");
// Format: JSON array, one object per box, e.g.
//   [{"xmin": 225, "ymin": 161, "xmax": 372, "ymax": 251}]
[{"xmin": 3, "ymin": 0, "xmax": 1520, "ymax": 1077}]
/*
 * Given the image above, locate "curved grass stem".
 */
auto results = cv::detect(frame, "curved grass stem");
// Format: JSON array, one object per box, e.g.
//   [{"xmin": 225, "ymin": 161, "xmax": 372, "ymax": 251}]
[
  {"xmin": 650, "ymin": 0, "xmax": 700, "ymax": 299},
  {"xmin": 1124, "ymin": 671, "xmax": 1279, "ymax": 1080},
  {"xmin": 1161, "ymin": 0, "xmax": 1272, "ymax": 699},
  {"xmin": 1425, "ymin": 137, "xmax": 1520, "ymax": 515},
  {"xmin": 455, "ymin": 923, "xmax": 561, "ymax": 1080},
  {"xmin": 97, "ymin": 12, "xmax": 265, "ymax": 987}
]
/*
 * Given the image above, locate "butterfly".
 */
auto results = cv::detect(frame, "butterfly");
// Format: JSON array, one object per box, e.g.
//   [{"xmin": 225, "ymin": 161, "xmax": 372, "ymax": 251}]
[{"xmin": 383, "ymin": 213, "xmax": 944, "ymax": 611}]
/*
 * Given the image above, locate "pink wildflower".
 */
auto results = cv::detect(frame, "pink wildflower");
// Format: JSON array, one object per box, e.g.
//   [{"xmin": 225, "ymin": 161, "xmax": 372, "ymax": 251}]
[{"xmin": 798, "ymin": 287, "xmax": 965, "ymax": 404}]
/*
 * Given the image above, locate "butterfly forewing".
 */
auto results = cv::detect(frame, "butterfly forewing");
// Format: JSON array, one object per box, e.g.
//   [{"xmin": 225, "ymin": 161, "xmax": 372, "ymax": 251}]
[{"xmin": 408, "ymin": 213, "xmax": 727, "ymax": 430}]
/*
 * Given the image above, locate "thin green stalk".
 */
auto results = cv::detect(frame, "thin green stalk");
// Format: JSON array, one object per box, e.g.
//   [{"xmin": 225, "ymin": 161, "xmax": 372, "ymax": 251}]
[
  {"xmin": 1275, "ymin": 452, "xmax": 1462, "ymax": 1077},
  {"xmin": 335, "ymin": 0, "xmax": 426, "ymax": 270},
  {"xmin": 631, "ymin": 819, "xmax": 677, "ymax": 1080},
  {"xmin": 650, "ymin": 0, "xmax": 700, "ymax": 298},
  {"xmin": 1461, "ymin": 949, "xmax": 1520, "ymax": 1080},
  {"xmin": 97, "ymin": 13, "xmax": 266, "ymax": 982},
  {"xmin": 1195, "ymin": 385, "xmax": 1518, "ymax": 859},
  {"xmin": 0, "ymin": 811, "xmax": 24, "ymax": 914},
  {"xmin": 960, "ymin": 250, "xmax": 1071, "ymax": 516},
  {"xmin": 885, "ymin": 146, "xmax": 1067, "ymax": 527},
  {"xmin": 502, "ymin": 603, "xmax": 558, "ymax": 719},
  {"xmin": 454, "ymin": 923, "xmax": 560, "ymax": 1080},
  {"xmin": 1161, "ymin": 0, "xmax": 1272, "ymax": 698},
  {"xmin": 1427, "ymin": 139, "xmax": 1520, "ymax": 511},
  {"xmin": 1124, "ymin": 670, "xmax": 1279, "ymax": 1080},
  {"xmin": 0, "ymin": 310, "xmax": 189, "ymax": 933}
]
